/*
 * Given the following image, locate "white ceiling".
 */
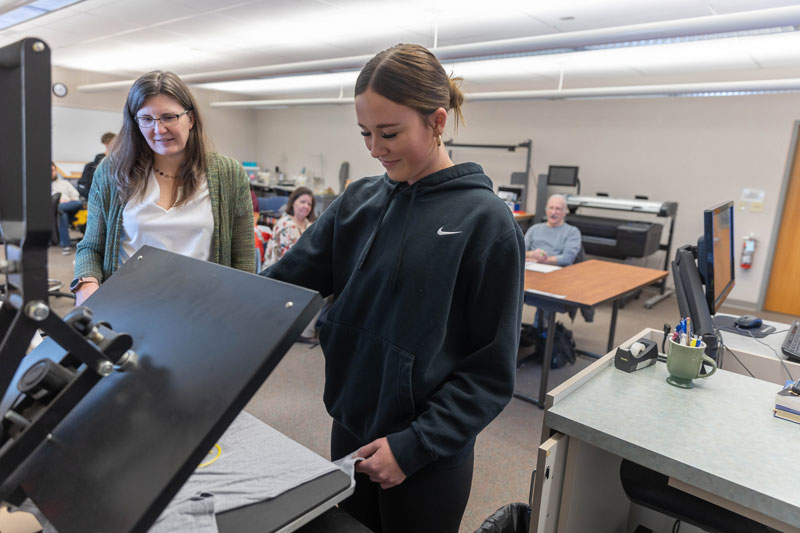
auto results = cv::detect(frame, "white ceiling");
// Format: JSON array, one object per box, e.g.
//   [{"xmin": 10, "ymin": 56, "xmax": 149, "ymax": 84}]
[{"xmin": 2, "ymin": 0, "xmax": 800, "ymax": 97}]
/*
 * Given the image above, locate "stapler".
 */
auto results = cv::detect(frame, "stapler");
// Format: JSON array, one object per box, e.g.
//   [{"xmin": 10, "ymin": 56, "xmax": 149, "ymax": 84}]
[{"xmin": 614, "ymin": 338, "xmax": 658, "ymax": 373}]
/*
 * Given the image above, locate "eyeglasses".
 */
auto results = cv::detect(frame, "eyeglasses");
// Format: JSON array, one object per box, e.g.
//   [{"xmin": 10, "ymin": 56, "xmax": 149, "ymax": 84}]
[{"xmin": 135, "ymin": 109, "xmax": 191, "ymax": 128}]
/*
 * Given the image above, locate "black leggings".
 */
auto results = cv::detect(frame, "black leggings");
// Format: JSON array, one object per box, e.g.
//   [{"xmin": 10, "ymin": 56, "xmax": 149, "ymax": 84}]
[{"xmin": 331, "ymin": 421, "xmax": 473, "ymax": 533}]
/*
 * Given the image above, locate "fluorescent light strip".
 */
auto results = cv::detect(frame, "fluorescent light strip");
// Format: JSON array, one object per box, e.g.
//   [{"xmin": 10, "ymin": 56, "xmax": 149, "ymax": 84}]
[
  {"xmin": 208, "ymin": 78, "xmax": 800, "ymax": 109},
  {"xmin": 582, "ymin": 25, "xmax": 797, "ymax": 50},
  {"xmin": 0, "ymin": 0, "xmax": 84, "ymax": 31}
]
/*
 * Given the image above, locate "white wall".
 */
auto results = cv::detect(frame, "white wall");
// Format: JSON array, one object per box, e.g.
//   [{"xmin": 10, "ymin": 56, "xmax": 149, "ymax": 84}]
[
  {"xmin": 52, "ymin": 106, "xmax": 122, "ymax": 161},
  {"xmin": 51, "ymin": 65, "xmax": 259, "ymax": 165},
  {"xmin": 255, "ymin": 104, "xmax": 378, "ymax": 187},
  {"xmin": 254, "ymin": 93, "xmax": 800, "ymax": 307}
]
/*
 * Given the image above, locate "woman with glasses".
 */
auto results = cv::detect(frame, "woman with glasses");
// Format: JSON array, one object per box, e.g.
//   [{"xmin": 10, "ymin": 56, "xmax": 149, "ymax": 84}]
[
  {"xmin": 72, "ymin": 70, "xmax": 254, "ymax": 304},
  {"xmin": 262, "ymin": 44, "xmax": 524, "ymax": 532}
]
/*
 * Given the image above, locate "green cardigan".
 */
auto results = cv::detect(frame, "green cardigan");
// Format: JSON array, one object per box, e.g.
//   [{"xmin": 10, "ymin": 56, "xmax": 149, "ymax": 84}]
[{"xmin": 74, "ymin": 152, "xmax": 255, "ymax": 283}]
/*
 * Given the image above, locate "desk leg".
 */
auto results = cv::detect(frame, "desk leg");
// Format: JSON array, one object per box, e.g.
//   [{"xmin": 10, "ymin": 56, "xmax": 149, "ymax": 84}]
[
  {"xmin": 513, "ymin": 309, "xmax": 556, "ymax": 409},
  {"xmin": 538, "ymin": 311, "xmax": 556, "ymax": 407},
  {"xmin": 607, "ymin": 300, "xmax": 619, "ymax": 353}
]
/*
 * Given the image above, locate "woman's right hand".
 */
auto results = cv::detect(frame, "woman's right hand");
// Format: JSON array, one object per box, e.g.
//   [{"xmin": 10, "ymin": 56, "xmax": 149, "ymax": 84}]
[{"xmin": 74, "ymin": 279, "xmax": 100, "ymax": 306}]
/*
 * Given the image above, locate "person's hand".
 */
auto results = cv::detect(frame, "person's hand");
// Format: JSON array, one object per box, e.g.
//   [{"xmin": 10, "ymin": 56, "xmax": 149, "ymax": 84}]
[
  {"xmin": 531, "ymin": 249, "xmax": 548, "ymax": 263},
  {"xmin": 355, "ymin": 437, "xmax": 407, "ymax": 489},
  {"xmin": 74, "ymin": 279, "xmax": 99, "ymax": 306}
]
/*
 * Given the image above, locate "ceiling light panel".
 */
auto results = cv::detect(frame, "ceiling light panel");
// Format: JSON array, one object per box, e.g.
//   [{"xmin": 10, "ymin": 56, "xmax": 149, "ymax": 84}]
[
  {"xmin": 0, "ymin": 0, "xmax": 82, "ymax": 31},
  {"xmin": 197, "ymin": 71, "xmax": 359, "ymax": 96}
]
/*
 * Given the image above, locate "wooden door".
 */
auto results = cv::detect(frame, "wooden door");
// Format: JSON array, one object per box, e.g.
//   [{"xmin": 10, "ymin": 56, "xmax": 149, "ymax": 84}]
[{"xmin": 764, "ymin": 129, "xmax": 800, "ymax": 315}]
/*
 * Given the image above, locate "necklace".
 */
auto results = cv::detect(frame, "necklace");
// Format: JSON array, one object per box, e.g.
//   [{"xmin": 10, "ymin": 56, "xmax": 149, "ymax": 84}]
[{"xmin": 154, "ymin": 167, "xmax": 177, "ymax": 180}]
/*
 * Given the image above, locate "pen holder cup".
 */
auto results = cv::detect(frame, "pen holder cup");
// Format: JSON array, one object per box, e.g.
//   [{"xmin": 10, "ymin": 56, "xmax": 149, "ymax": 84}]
[{"xmin": 666, "ymin": 338, "xmax": 716, "ymax": 389}]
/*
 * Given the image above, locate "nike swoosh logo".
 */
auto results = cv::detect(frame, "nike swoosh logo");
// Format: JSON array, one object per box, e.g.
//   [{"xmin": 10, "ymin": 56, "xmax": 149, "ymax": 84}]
[{"xmin": 437, "ymin": 227, "xmax": 461, "ymax": 236}]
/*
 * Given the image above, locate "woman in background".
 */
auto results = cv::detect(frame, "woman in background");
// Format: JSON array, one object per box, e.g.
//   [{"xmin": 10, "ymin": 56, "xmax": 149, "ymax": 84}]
[
  {"xmin": 264, "ymin": 186, "xmax": 316, "ymax": 266},
  {"xmin": 263, "ymin": 44, "xmax": 524, "ymax": 532},
  {"xmin": 72, "ymin": 70, "xmax": 253, "ymax": 305}
]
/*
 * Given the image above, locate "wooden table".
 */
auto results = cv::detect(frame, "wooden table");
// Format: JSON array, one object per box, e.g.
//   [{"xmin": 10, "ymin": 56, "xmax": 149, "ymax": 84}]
[
  {"xmin": 519, "ymin": 259, "xmax": 667, "ymax": 407},
  {"xmin": 513, "ymin": 212, "xmax": 535, "ymax": 233}
]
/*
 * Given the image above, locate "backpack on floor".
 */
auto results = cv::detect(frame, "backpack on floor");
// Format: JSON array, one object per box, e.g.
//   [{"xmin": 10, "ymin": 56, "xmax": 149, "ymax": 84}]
[
  {"xmin": 520, "ymin": 321, "xmax": 576, "ymax": 369},
  {"xmin": 547, "ymin": 321, "xmax": 577, "ymax": 368}
]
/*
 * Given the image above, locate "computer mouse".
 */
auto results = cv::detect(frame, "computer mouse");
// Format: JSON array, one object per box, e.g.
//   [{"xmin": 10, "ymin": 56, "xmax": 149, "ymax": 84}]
[{"xmin": 735, "ymin": 315, "xmax": 763, "ymax": 329}]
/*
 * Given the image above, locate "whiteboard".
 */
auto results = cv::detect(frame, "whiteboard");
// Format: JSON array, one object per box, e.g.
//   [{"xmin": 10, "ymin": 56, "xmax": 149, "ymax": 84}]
[{"xmin": 52, "ymin": 106, "xmax": 122, "ymax": 162}]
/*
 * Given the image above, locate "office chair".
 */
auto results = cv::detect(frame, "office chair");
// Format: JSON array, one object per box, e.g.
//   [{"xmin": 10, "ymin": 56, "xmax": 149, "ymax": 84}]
[{"xmin": 338, "ymin": 161, "xmax": 349, "ymax": 193}]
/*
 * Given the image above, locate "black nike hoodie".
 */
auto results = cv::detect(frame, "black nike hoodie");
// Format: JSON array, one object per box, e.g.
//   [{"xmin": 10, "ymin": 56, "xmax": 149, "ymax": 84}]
[{"xmin": 263, "ymin": 162, "xmax": 525, "ymax": 477}]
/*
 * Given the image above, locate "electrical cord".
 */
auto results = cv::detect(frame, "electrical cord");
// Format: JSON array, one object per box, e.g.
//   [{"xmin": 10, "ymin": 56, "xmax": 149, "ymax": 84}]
[
  {"xmin": 722, "ymin": 342, "xmax": 755, "ymax": 378},
  {"xmin": 672, "ymin": 519, "xmax": 681, "ymax": 533},
  {"xmin": 736, "ymin": 325, "xmax": 796, "ymax": 382},
  {"xmin": 717, "ymin": 328, "xmax": 754, "ymax": 378},
  {"xmin": 662, "ymin": 323, "xmax": 671, "ymax": 354}
]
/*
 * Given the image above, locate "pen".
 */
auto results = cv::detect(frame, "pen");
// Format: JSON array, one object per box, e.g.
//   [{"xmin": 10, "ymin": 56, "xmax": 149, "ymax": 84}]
[{"xmin": 685, "ymin": 318, "xmax": 691, "ymax": 345}]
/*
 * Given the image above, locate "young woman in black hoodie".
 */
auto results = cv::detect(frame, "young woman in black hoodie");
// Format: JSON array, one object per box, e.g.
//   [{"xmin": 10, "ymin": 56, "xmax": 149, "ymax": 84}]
[{"xmin": 263, "ymin": 43, "xmax": 525, "ymax": 532}]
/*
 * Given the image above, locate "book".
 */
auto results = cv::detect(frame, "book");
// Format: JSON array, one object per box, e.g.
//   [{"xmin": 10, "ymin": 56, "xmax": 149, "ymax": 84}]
[
  {"xmin": 775, "ymin": 380, "xmax": 800, "ymax": 413},
  {"xmin": 774, "ymin": 406, "xmax": 800, "ymax": 425}
]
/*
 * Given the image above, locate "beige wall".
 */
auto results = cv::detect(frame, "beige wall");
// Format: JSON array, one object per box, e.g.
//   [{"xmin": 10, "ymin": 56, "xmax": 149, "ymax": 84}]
[
  {"xmin": 51, "ymin": 66, "xmax": 259, "ymax": 163},
  {"xmin": 254, "ymin": 93, "xmax": 800, "ymax": 307}
]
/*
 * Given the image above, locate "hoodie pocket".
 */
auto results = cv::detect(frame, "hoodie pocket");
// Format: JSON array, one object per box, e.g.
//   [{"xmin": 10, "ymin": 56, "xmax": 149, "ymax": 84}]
[{"xmin": 319, "ymin": 320, "xmax": 415, "ymax": 440}]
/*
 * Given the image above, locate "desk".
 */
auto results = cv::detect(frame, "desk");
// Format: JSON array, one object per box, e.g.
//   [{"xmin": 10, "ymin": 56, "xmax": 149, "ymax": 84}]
[
  {"xmin": 530, "ymin": 328, "xmax": 800, "ymax": 533},
  {"xmin": 518, "ymin": 260, "xmax": 667, "ymax": 407},
  {"xmin": 714, "ymin": 314, "xmax": 800, "ymax": 385},
  {"xmin": 514, "ymin": 212, "xmax": 535, "ymax": 233}
]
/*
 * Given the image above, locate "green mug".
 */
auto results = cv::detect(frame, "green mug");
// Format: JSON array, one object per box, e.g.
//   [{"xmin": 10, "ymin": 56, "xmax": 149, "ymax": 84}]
[{"xmin": 666, "ymin": 338, "xmax": 717, "ymax": 389}]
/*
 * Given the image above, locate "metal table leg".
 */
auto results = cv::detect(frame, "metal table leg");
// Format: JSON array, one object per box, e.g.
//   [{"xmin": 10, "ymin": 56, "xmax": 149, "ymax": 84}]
[
  {"xmin": 513, "ymin": 309, "xmax": 556, "ymax": 409},
  {"xmin": 607, "ymin": 299, "xmax": 620, "ymax": 353},
  {"xmin": 538, "ymin": 310, "xmax": 556, "ymax": 407}
]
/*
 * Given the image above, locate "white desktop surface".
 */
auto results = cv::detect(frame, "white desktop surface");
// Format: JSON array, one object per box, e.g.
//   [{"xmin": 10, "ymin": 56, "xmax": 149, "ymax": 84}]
[
  {"xmin": 714, "ymin": 313, "xmax": 799, "ymax": 384},
  {"xmin": 715, "ymin": 314, "xmax": 791, "ymax": 359},
  {"xmin": 545, "ymin": 361, "xmax": 800, "ymax": 527}
]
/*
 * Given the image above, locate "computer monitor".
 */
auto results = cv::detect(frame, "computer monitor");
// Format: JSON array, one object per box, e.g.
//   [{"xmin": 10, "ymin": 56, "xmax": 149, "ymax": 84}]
[
  {"xmin": 547, "ymin": 165, "xmax": 579, "ymax": 187},
  {"xmin": 671, "ymin": 201, "xmax": 736, "ymax": 361},
  {"xmin": 698, "ymin": 201, "xmax": 735, "ymax": 314}
]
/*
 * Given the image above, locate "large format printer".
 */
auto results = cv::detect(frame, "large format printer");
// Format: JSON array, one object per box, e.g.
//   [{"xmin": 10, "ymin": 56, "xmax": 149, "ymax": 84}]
[
  {"xmin": 565, "ymin": 195, "xmax": 677, "ymax": 259},
  {"xmin": 564, "ymin": 195, "xmax": 678, "ymax": 307}
]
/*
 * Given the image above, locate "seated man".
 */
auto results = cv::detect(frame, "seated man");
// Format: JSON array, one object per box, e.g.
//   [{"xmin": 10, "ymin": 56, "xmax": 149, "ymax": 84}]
[
  {"xmin": 525, "ymin": 194, "xmax": 581, "ymax": 266},
  {"xmin": 77, "ymin": 131, "xmax": 115, "ymax": 199},
  {"xmin": 520, "ymin": 194, "xmax": 591, "ymax": 358},
  {"xmin": 50, "ymin": 162, "xmax": 83, "ymax": 255}
]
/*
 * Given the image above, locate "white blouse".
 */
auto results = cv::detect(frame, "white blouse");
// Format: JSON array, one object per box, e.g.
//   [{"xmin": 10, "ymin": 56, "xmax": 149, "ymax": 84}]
[{"xmin": 120, "ymin": 172, "xmax": 213, "ymax": 264}]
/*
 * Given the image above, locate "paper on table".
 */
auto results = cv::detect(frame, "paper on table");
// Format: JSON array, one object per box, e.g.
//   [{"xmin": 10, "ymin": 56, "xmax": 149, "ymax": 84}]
[
  {"xmin": 524, "ymin": 288, "xmax": 567, "ymax": 299},
  {"xmin": 525, "ymin": 262, "xmax": 562, "ymax": 273}
]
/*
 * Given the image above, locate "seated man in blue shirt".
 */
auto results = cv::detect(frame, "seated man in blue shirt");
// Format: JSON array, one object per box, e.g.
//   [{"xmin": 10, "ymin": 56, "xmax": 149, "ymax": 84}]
[
  {"xmin": 525, "ymin": 194, "xmax": 581, "ymax": 266},
  {"xmin": 521, "ymin": 194, "xmax": 589, "ymax": 354}
]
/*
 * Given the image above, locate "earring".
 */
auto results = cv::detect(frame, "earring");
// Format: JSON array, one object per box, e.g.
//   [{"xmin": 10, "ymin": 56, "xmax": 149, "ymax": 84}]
[{"xmin": 436, "ymin": 134, "xmax": 442, "ymax": 146}]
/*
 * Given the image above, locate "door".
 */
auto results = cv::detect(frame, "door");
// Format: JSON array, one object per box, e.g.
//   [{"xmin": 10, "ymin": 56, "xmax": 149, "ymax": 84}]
[{"xmin": 764, "ymin": 127, "xmax": 800, "ymax": 315}]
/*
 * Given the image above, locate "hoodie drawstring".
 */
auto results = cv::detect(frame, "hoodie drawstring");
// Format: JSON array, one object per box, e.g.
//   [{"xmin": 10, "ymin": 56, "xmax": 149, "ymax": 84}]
[{"xmin": 389, "ymin": 184, "xmax": 417, "ymax": 291}]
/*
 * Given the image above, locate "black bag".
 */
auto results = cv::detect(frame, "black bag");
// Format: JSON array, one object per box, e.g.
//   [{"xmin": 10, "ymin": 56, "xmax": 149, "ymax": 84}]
[
  {"xmin": 520, "ymin": 321, "xmax": 576, "ymax": 368},
  {"xmin": 474, "ymin": 503, "xmax": 530, "ymax": 533},
  {"xmin": 548, "ymin": 321, "xmax": 576, "ymax": 368}
]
